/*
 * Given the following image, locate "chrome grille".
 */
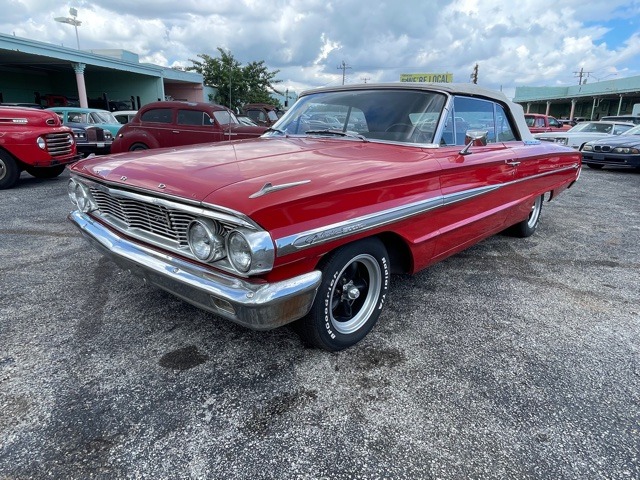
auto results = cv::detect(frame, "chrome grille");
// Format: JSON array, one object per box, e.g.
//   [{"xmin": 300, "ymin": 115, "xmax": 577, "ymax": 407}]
[
  {"xmin": 45, "ymin": 133, "xmax": 74, "ymax": 156},
  {"xmin": 90, "ymin": 187, "xmax": 236, "ymax": 247}
]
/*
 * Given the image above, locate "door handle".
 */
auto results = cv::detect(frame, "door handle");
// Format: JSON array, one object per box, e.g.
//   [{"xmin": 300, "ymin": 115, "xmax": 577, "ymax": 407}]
[
  {"xmin": 172, "ymin": 130, "xmax": 180, "ymax": 134},
  {"xmin": 506, "ymin": 160, "xmax": 521, "ymax": 167}
]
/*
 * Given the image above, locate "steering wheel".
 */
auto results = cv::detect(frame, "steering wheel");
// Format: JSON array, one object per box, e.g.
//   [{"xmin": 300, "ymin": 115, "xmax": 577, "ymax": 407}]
[{"xmin": 384, "ymin": 123, "xmax": 413, "ymax": 132}]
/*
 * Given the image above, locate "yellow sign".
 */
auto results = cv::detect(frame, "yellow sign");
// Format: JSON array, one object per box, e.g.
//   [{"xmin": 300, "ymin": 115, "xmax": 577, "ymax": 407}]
[{"xmin": 400, "ymin": 73, "xmax": 453, "ymax": 83}]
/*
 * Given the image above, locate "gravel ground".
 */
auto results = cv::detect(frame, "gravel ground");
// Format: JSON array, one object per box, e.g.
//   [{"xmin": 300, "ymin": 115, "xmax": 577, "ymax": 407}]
[{"xmin": 1, "ymin": 166, "xmax": 639, "ymax": 480}]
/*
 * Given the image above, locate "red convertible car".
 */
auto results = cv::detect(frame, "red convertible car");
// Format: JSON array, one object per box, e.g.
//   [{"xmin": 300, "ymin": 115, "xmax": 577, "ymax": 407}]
[{"xmin": 67, "ymin": 83, "xmax": 581, "ymax": 351}]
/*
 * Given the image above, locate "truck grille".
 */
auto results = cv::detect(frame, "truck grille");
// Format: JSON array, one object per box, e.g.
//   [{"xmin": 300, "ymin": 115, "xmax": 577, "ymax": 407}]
[{"xmin": 45, "ymin": 133, "xmax": 74, "ymax": 157}]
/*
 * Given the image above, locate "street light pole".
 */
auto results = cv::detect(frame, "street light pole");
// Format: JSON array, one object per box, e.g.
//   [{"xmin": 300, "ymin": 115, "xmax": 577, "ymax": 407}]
[{"xmin": 55, "ymin": 8, "xmax": 82, "ymax": 49}]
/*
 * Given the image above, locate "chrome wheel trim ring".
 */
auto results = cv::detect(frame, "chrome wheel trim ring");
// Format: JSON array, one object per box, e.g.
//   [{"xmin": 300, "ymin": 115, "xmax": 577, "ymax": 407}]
[
  {"xmin": 527, "ymin": 195, "xmax": 543, "ymax": 229},
  {"xmin": 330, "ymin": 254, "xmax": 382, "ymax": 335}
]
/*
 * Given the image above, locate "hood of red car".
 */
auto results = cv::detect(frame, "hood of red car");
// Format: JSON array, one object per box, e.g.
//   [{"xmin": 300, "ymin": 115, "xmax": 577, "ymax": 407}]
[{"xmin": 72, "ymin": 136, "xmax": 430, "ymax": 213}]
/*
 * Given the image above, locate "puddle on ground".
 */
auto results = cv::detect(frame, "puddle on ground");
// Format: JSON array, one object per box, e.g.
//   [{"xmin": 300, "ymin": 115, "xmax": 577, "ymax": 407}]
[{"xmin": 159, "ymin": 345, "xmax": 208, "ymax": 370}]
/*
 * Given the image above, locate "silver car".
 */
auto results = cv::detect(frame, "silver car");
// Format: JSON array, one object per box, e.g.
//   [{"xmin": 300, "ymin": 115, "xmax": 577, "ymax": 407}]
[{"xmin": 534, "ymin": 121, "xmax": 634, "ymax": 149}]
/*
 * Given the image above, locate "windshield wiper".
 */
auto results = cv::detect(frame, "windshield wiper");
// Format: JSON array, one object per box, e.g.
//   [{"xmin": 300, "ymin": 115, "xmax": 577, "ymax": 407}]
[
  {"xmin": 265, "ymin": 127, "xmax": 287, "ymax": 135},
  {"xmin": 305, "ymin": 129, "xmax": 368, "ymax": 141}
]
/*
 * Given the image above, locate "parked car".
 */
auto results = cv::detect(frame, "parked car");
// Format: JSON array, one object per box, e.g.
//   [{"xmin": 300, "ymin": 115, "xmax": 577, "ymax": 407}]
[
  {"xmin": 113, "ymin": 110, "xmax": 138, "ymax": 125},
  {"xmin": 67, "ymin": 83, "xmax": 581, "ymax": 351},
  {"xmin": 581, "ymin": 124, "xmax": 640, "ymax": 169},
  {"xmin": 236, "ymin": 115, "xmax": 259, "ymax": 126},
  {"xmin": 0, "ymin": 102, "xmax": 45, "ymax": 109},
  {"xmin": 0, "ymin": 106, "xmax": 78, "ymax": 189},
  {"xmin": 600, "ymin": 115, "xmax": 640, "ymax": 125},
  {"xmin": 524, "ymin": 114, "xmax": 571, "ymax": 133},
  {"xmin": 67, "ymin": 124, "xmax": 114, "ymax": 157},
  {"xmin": 48, "ymin": 107, "xmax": 122, "ymax": 137},
  {"xmin": 533, "ymin": 121, "xmax": 634, "ymax": 149},
  {"xmin": 241, "ymin": 103, "xmax": 283, "ymax": 127},
  {"xmin": 111, "ymin": 101, "xmax": 267, "ymax": 152}
]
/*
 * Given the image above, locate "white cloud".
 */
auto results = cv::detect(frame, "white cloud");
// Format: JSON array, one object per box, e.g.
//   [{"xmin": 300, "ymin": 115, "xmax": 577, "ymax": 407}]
[{"xmin": 1, "ymin": 0, "xmax": 639, "ymax": 98}]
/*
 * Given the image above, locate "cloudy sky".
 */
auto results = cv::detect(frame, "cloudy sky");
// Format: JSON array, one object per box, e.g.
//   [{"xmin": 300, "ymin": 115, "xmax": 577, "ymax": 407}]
[{"xmin": 2, "ymin": 0, "xmax": 639, "ymax": 99}]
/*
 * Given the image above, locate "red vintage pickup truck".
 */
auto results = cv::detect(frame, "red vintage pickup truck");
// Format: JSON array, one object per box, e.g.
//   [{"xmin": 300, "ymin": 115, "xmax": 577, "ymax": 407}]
[
  {"xmin": 525, "ymin": 114, "xmax": 572, "ymax": 133},
  {"xmin": 0, "ymin": 106, "xmax": 79, "ymax": 189}
]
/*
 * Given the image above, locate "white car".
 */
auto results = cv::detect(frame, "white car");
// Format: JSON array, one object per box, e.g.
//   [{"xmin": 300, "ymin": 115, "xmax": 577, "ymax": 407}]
[
  {"xmin": 534, "ymin": 121, "xmax": 634, "ymax": 149},
  {"xmin": 113, "ymin": 110, "xmax": 138, "ymax": 125}
]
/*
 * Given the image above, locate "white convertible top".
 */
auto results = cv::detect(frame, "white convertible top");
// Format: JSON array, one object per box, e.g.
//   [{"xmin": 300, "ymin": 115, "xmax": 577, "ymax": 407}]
[{"xmin": 301, "ymin": 82, "xmax": 535, "ymax": 142}]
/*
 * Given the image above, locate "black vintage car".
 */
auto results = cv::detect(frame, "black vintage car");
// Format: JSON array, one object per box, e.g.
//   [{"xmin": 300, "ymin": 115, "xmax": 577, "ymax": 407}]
[{"xmin": 67, "ymin": 123, "xmax": 113, "ymax": 156}]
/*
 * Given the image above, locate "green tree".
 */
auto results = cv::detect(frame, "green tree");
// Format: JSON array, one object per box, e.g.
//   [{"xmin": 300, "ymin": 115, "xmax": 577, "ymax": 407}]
[{"xmin": 187, "ymin": 48, "xmax": 283, "ymax": 111}]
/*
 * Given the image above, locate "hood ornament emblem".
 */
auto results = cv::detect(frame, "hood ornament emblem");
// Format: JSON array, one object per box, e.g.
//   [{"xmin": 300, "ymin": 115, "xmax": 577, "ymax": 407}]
[
  {"xmin": 158, "ymin": 183, "xmax": 166, "ymax": 189},
  {"xmin": 120, "ymin": 176, "xmax": 127, "ymax": 181},
  {"xmin": 250, "ymin": 180, "xmax": 311, "ymax": 198}
]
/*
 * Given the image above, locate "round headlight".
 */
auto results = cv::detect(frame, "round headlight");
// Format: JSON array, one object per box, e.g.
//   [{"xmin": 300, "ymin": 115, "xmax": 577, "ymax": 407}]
[
  {"xmin": 187, "ymin": 219, "xmax": 226, "ymax": 262},
  {"xmin": 37, "ymin": 137, "xmax": 46, "ymax": 150},
  {"xmin": 69, "ymin": 181, "xmax": 96, "ymax": 213},
  {"xmin": 76, "ymin": 184, "xmax": 94, "ymax": 212},
  {"xmin": 227, "ymin": 231, "xmax": 252, "ymax": 273},
  {"xmin": 68, "ymin": 179, "xmax": 79, "ymax": 205}
]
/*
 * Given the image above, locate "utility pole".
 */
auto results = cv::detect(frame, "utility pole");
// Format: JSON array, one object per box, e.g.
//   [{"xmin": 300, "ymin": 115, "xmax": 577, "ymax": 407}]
[
  {"xmin": 361, "ymin": 76, "xmax": 370, "ymax": 84},
  {"xmin": 470, "ymin": 63, "xmax": 478, "ymax": 84},
  {"xmin": 574, "ymin": 67, "xmax": 591, "ymax": 85},
  {"xmin": 337, "ymin": 60, "xmax": 352, "ymax": 85}
]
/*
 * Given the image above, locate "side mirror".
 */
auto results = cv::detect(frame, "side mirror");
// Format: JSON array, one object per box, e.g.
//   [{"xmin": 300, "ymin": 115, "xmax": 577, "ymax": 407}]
[{"xmin": 460, "ymin": 130, "xmax": 488, "ymax": 155}]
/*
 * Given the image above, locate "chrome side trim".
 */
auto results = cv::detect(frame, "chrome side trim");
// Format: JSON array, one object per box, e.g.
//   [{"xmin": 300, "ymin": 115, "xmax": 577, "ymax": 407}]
[
  {"xmin": 275, "ymin": 164, "xmax": 579, "ymax": 257},
  {"xmin": 68, "ymin": 210, "xmax": 321, "ymax": 330},
  {"xmin": 275, "ymin": 184, "xmax": 498, "ymax": 257},
  {"xmin": 250, "ymin": 180, "xmax": 311, "ymax": 199}
]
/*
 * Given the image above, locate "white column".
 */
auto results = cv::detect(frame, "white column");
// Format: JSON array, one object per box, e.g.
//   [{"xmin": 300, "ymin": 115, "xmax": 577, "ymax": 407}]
[
  {"xmin": 545, "ymin": 101, "xmax": 551, "ymax": 116},
  {"xmin": 569, "ymin": 99, "xmax": 577, "ymax": 120},
  {"xmin": 73, "ymin": 62, "xmax": 88, "ymax": 108},
  {"xmin": 617, "ymin": 95, "xmax": 624, "ymax": 115}
]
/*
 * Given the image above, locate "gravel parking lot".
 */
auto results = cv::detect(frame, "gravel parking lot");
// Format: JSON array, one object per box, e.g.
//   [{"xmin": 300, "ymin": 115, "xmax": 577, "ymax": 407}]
[{"xmin": 1, "ymin": 166, "xmax": 639, "ymax": 479}]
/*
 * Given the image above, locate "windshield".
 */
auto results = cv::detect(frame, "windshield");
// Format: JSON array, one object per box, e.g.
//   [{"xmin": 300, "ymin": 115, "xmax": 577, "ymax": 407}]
[
  {"xmin": 622, "ymin": 124, "xmax": 640, "ymax": 136},
  {"xmin": 93, "ymin": 111, "xmax": 119, "ymax": 124},
  {"xmin": 270, "ymin": 89, "xmax": 447, "ymax": 144},
  {"xmin": 569, "ymin": 122, "xmax": 633, "ymax": 134},
  {"xmin": 213, "ymin": 110, "xmax": 240, "ymax": 125}
]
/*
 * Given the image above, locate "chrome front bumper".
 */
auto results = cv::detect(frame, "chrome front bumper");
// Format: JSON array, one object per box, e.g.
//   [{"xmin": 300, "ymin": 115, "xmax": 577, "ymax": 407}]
[{"xmin": 68, "ymin": 211, "xmax": 322, "ymax": 331}]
